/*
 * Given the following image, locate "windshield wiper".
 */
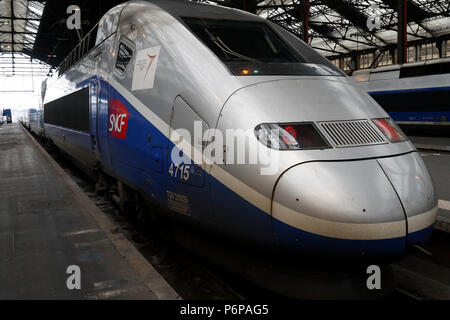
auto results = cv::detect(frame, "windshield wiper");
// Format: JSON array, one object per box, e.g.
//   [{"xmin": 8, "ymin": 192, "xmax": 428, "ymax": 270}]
[{"xmin": 204, "ymin": 28, "xmax": 261, "ymax": 64}]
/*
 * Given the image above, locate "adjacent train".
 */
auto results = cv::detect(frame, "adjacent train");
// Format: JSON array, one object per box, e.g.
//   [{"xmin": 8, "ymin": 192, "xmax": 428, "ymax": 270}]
[
  {"xmin": 20, "ymin": 108, "xmax": 44, "ymax": 135},
  {"xmin": 353, "ymin": 57, "xmax": 450, "ymax": 137},
  {"xmin": 2, "ymin": 109, "xmax": 12, "ymax": 124},
  {"xmin": 28, "ymin": 0, "xmax": 437, "ymax": 298}
]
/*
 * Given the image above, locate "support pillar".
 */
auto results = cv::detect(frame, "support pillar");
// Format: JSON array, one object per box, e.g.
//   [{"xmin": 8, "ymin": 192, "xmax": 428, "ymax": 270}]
[
  {"xmin": 241, "ymin": 0, "xmax": 257, "ymax": 14},
  {"xmin": 397, "ymin": 0, "xmax": 408, "ymax": 64},
  {"xmin": 302, "ymin": 0, "xmax": 310, "ymax": 43}
]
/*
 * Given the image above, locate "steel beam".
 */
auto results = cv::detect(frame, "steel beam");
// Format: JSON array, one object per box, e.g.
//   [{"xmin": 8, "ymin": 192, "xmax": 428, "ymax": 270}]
[
  {"xmin": 302, "ymin": 0, "xmax": 310, "ymax": 43},
  {"xmin": 397, "ymin": 0, "xmax": 407, "ymax": 64}
]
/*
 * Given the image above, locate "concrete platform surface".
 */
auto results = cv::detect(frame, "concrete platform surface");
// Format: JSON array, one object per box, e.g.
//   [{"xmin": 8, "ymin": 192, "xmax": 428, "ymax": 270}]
[
  {"xmin": 420, "ymin": 151, "xmax": 450, "ymax": 233},
  {"xmin": 411, "ymin": 136, "xmax": 450, "ymax": 152},
  {"xmin": 0, "ymin": 123, "xmax": 180, "ymax": 300}
]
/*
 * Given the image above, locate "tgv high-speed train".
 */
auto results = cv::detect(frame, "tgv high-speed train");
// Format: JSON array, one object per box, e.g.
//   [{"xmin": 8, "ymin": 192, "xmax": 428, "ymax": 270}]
[
  {"xmin": 2, "ymin": 109, "xmax": 12, "ymax": 124},
  {"xmin": 354, "ymin": 58, "xmax": 450, "ymax": 137},
  {"xmin": 20, "ymin": 108, "xmax": 44, "ymax": 135},
  {"xmin": 36, "ymin": 0, "xmax": 437, "ymax": 298}
]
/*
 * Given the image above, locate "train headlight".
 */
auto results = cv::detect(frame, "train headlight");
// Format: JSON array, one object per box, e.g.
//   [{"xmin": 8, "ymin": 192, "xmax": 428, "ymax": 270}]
[
  {"xmin": 372, "ymin": 118, "xmax": 408, "ymax": 143},
  {"xmin": 255, "ymin": 123, "xmax": 330, "ymax": 150}
]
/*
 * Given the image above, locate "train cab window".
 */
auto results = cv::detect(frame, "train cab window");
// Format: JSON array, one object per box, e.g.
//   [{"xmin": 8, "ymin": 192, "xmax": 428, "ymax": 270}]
[
  {"xmin": 183, "ymin": 18, "xmax": 300, "ymax": 63},
  {"xmin": 116, "ymin": 43, "xmax": 134, "ymax": 73},
  {"xmin": 182, "ymin": 17, "xmax": 343, "ymax": 77}
]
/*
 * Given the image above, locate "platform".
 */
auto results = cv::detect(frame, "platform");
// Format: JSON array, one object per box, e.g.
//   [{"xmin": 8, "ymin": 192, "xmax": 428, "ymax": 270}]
[
  {"xmin": 409, "ymin": 136, "xmax": 450, "ymax": 233},
  {"xmin": 0, "ymin": 123, "xmax": 180, "ymax": 300},
  {"xmin": 411, "ymin": 136, "xmax": 450, "ymax": 152},
  {"xmin": 420, "ymin": 150, "xmax": 450, "ymax": 234}
]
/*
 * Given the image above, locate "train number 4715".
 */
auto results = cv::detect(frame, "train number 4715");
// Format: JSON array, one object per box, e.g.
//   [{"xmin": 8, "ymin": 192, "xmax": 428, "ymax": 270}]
[{"xmin": 169, "ymin": 163, "xmax": 190, "ymax": 182}]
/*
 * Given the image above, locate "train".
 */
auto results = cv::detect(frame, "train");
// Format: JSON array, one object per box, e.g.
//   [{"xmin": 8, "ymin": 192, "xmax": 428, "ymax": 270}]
[
  {"xmin": 26, "ymin": 0, "xmax": 437, "ymax": 298},
  {"xmin": 19, "ymin": 108, "xmax": 44, "ymax": 134},
  {"xmin": 353, "ymin": 57, "xmax": 450, "ymax": 137},
  {"xmin": 2, "ymin": 109, "xmax": 12, "ymax": 124}
]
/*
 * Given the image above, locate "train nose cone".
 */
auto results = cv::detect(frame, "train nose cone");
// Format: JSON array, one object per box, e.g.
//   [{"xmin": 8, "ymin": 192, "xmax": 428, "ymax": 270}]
[
  {"xmin": 272, "ymin": 159, "xmax": 408, "ymax": 260},
  {"xmin": 378, "ymin": 152, "xmax": 438, "ymax": 246}
]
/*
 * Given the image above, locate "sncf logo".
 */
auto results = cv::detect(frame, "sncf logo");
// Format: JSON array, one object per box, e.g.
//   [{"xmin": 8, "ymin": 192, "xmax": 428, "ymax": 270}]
[{"xmin": 108, "ymin": 99, "xmax": 129, "ymax": 139}]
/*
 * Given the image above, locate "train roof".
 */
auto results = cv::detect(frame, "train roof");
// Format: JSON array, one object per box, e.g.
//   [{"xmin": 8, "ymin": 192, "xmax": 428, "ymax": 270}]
[
  {"xmin": 354, "ymin": 57, "xmax": 450, "ymax": 75},
  {"xmin": 353, "ymin": 57, "xmax": 450, "ymax": 82},
  {"xmin": 146, "ymin": 0, "xmax": 264, "ymax": 22}
]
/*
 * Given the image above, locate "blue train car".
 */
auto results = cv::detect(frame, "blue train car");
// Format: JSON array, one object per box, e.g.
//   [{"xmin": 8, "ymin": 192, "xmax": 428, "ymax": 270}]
[
  {"xmin": 2, "ymin": 109, "xmax": 12, "ymax": 124},
  {"xmin": 353, "ymin": 58, "xmax": 450, "ymax": 137}
]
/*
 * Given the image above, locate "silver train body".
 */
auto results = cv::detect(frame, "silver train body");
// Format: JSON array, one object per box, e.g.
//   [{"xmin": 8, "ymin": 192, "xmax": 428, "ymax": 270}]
[
  {"xmin": 39, "ymin": 0, "xmax": 437, "ymax": 297},
  {"xmin": 20, "ymin": 108, "xmax": 44, "ymax": 135}
]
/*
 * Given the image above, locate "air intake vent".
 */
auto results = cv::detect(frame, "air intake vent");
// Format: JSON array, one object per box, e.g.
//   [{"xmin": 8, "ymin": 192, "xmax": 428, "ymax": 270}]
[{"xmin": 318, "ymin": 120, "xmax": 386, "ymax": 147}]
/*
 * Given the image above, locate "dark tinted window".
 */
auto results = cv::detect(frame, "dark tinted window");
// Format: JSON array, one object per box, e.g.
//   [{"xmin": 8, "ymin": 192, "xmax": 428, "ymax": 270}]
[
  {"xmin": 269, "ymin": 22, "xmax": 344, "ymax": 75},
  {"xmin": 184, "ymin": 18, "xmax": 300, "ymax": 63},
  {"xmin": 182, "ymin": 18, "xmax": 344, "ymax": 77},
  {"xmin": 400, "ymin": 61, "xmax": 450, "ymax": 78},
  {"xmin": 370, "ymin": 88, "xmax": 450, "ymax": 112},
  {"xmin": 44, "ymin": 87, "xmax": 89, "ymax": 132},
  {"xmin": 116, "ymin": 43, "xmax": 134, "ymax": 73}
]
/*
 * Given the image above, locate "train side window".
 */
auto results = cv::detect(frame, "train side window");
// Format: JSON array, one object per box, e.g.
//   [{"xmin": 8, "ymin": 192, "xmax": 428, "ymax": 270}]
[
  {"xmin": 400, "ymin": 61, "xmax": 450, "ymax": 78},
  {"xmin": 116, "ymin": 43, "xmax": 134, "ymax": 73}
]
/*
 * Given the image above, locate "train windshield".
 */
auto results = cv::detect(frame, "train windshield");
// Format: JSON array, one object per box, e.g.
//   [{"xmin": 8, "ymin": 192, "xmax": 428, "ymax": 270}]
[{"xmin": 182, "ymin": 18, "xmax": 343, "ymax": 77}]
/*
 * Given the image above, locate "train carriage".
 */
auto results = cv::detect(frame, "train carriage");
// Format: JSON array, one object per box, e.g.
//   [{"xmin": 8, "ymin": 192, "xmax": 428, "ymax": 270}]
[
  {"xmin": 353, "ymin": 58, "xmax": 450, "ymax": 137},
  {"xmin": 40, "ymin": 0, "xmax": 437, "ymax": 298}
]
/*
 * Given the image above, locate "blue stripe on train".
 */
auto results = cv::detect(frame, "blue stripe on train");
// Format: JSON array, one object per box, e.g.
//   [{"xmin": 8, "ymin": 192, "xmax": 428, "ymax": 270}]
[
  {"xmin": 388, "ymin": 111, "xmax": 450, "ymax": 122},
  {"xmin": 272, "ymin": 217, "xmax": 406, "ymax": 258},
  {"xmin": 369, "ymin": 86, "xmax": 450, "ymax": 95},
  {"xmin": 64, "ymin": 77, "xmax": 433, "ymax": 257},
  {"xmin": 408, "ymin": 225, "xmax": 434, "ymax": 245}
]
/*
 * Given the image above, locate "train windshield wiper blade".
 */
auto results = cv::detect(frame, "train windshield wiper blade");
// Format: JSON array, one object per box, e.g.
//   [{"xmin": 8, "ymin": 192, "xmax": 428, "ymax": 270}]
[{"xmin": 204, "ymin": 28, "xmax": 261, "ymax": 64}]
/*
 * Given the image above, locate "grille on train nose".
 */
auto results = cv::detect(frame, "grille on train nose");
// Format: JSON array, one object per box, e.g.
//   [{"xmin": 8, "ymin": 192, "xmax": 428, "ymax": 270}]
[{"xmin": 318, "ymin": 120, "xmax": 386, "ymax": 147}]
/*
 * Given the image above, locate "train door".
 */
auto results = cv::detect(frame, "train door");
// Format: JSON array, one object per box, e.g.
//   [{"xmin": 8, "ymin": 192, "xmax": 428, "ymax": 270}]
[
  {"xmin": 92, "ymin": 42, "xmax": 114, "ymax": 172},
  {"xmin": 89, "ymin": 78, "xmax": 101, "ymax": 160},
  {"xmin": 166, "ymin": 96, "xmax": 211, "ymax": 220}
]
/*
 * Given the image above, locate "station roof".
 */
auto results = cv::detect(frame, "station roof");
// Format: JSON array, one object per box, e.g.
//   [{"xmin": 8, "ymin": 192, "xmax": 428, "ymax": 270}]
[
  {"xmin": 0, "ymin": 0, "xmax": 124, "ymax": 76},
  {"xmin": 0, "ymin": 0, "xmax": 45, "ymax": 53},
  {"xmin": 0, "ymin": 0, "xmax": 47, "ymax": 76},
  {"xmin": 0, "ymin": 0, "xmax": 449, "ymax": 76},
  {"xmin": 254, "ymin": 0, "xmax": 450, "ymax": 57}
]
